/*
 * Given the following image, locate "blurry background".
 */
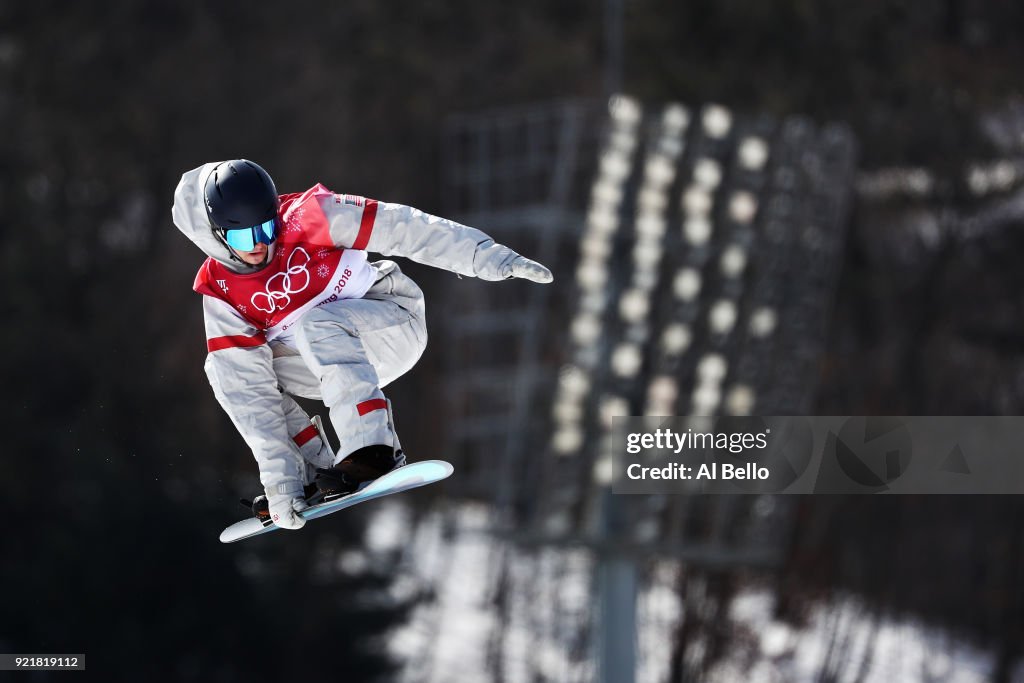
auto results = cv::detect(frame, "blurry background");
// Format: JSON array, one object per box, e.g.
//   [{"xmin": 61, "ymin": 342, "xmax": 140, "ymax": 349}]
[{"xmin": 3, "ymin": 1, "xmax": 1024, "ymax": 681}]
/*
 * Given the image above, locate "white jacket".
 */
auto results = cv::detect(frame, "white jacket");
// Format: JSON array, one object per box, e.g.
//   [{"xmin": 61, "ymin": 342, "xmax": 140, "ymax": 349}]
[{"xmin": 172, "ymin": 162, "xmax": 541, "ymax": 493}]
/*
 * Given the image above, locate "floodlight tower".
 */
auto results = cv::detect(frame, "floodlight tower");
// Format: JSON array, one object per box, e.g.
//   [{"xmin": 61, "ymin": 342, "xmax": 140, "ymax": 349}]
[{"xmin": 430, "ymin": 95, "xmax": 856, "ymax": 683}]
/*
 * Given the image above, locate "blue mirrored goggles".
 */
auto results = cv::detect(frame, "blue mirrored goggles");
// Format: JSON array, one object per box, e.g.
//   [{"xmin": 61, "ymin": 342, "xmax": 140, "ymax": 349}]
[{"xmin": 222, "ymin": 219, "xmax": 278, "ymax": 252}]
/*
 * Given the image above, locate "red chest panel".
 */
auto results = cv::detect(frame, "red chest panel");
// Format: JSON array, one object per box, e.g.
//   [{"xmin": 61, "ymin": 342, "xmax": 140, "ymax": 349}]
[{"xmin": 193, "ymin": 184, "xmax": 345, "ymax": 330}]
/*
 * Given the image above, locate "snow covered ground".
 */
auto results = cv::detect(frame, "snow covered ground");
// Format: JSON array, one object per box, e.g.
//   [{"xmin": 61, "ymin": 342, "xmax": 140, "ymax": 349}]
[
  {"xmin": 706, "ymin": 590, "xmax": 1003, "ymax": 683},
  {"xmin": 360, "ymin": 501, "xmax": 1017, "ymax": 683}
]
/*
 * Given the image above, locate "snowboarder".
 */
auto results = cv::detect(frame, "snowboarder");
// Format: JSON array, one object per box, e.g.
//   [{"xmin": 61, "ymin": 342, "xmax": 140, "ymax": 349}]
[{"xmin": 172, "ymin": 159, "xmax": 552, "ymax": 530}]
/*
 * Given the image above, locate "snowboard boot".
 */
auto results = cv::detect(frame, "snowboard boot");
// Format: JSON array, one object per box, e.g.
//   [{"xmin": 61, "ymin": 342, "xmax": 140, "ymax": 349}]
[
  {"xmin": 315, "ymin": 445, "xmax": 406, "ymax": 501},
  {"xmin": 242, "ymin": 483, "xmax": 319, "ymax": 522}
]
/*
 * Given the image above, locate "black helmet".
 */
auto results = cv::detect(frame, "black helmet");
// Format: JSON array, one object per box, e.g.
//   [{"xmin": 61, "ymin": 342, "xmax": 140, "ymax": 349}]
[{"xmin": 204, "ymin": 159, "xmax": 279, "ymax": 229}]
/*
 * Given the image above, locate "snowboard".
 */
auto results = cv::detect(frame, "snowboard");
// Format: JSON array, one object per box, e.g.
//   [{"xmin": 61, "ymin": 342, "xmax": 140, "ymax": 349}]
[{"xmin": 219, "ymin": 459, "xmax": 454, "ymax": 543}]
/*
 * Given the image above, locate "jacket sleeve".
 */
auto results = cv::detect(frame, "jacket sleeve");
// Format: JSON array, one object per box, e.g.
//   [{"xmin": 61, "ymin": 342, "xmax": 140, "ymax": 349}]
[
  {"xmin": 201, "ymin": 296, "xmax": 306, "ymax": 495},
  {"xmin": 318, "ymin": 196, "xmax": 523, "ymax": 280}
]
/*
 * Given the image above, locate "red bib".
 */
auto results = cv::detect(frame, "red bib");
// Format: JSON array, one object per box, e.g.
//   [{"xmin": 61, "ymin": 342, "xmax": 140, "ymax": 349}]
[{"xmin": 194, "ymin": 184, "xmax": 372, "ymax": 336}]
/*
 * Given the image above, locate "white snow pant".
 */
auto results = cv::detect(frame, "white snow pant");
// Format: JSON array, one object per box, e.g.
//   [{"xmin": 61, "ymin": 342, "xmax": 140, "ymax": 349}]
[
  {"xmin": 279, "ymin": 394, "xmax": 334, "ymax": 485},
  {"xmin": 273, "ymin": 261, "xmax": 427, "ymax": 464}
]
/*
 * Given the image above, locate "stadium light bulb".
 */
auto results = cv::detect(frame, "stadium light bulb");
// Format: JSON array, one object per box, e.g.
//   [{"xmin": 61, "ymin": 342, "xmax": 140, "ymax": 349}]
[
  {"xmin": 694, "ymin": 158, "xmax": 722, "ymax": 189},
  {"xmin": 636, "ymin": 213, "xmax": 666, "ymax": 238},
  {"xmin": 702, "ymin": 105, "xmax": 733, "ymax": 139},
  {"xmin": 553, "ymin": 400, "xmax": 584, "ymax": 424},
  {"xmin": 638, "ymin": 188, "xmax": 668, "ymax": 214},
  {"xmin": 684, "ymin": 217, "xmax": 712, "ymax": 245},
  {"xmin": 729, "ymin": 191, "xmax": 758, "ymax": 223},
  {"xmin": 632, "ymin": 241, "xmax": 663, "ymax": 272},
  {"xmin": 692, "ymin": 383, "xmax": 722, "ymax": 415},
  {"xmin": 738, "ymin": 137, "xmax": 769, "ymax": 170},
  {"xmin": 709, "ymin": 299, "xmax": 737, "ymax": 334},
  {"xmin": 592, "ymin": 179, "xmax": 624, "ymax": 206},
  {"xmin": 612, "ymin": 342, "xmax": 643, "ymax": 378},
  {"xmin": 683, "ymin": 187, "xmax": 713, "ymax": 216},
  {"xmin": 576, "ymin": 259, "xmax": 609, "ymax": 291},
  {"xmin": 644, "ymin": 156, "xmax": 675, "ymax": 187},
  {"xmin": 601, "ymin": 396, "xmax": 630, "ymax": 427},
  {"xmin": 580, "ymin": 234, "xmax": 612, "ymax": 260},
  {"xmin": 662, "ymin": 104, "xmax": 690, "ymax": 131},
  {"xmin": 571, "ymin": 313, "xmax": 602, "ymax": 345},
  {"xmin": 697, "ymin": 353, "xmax": 728, "ymax": 382},
  {"xmin": 673, "ymin": 268, "xmax": 702, "ymax": 301},
  {"xmin": 725, "ymin": 384, "xmax": 756, "ymax": 416},
  {"xmin": 661, "ymin": 323, "xmax": 692, "ymax": 355},
  {"xmin": 593, "ymin": 453, "xmax": 614, "ymax": 485},
  {"xmin": 553, "ymin": 426, "xmax": 584, "ymax": 455},
  {"xmin": 609, "ymin": 95, "xmax": 642, "ymax": 125},
  {"xmin": 646, "ymin": 375, "xmax": 679, "ymax": 412},
  {"xmin": 720, "ymin": 245, "xmax": 747, "ymax": 278},
  {"xmin": 750, "ymin": 307, "xmax": 777, "ymax": 338},
  {"xmin": 619, "ymin": 289, "xmax": 650, "ymax": 323},
  {"xmin": 558, "ymin": 365, "xmax": 591, "ymax": 398}
]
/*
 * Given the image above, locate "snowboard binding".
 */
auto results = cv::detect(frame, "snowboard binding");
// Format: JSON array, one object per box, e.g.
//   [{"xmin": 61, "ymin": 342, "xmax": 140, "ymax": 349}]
[
  {"xmin": 315, "ymin": 446, "xmax": 406, "ymax": 502},
  {"xmin": 315, "ymin": 397, "xmax": 406, "ymax": 502}
]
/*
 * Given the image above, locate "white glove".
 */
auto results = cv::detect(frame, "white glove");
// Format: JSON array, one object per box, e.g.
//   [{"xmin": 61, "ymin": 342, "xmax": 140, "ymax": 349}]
[
  {"xmin": 267, "ymin": 481, "xmax": 309, "ymax": 530},
  {"xmin": 474, "ymin": 241, "xmax": 553, "ymax": 283},
  {"xmin": 506, "ymin": 255, "xmax": 553, "ymax": 283}
]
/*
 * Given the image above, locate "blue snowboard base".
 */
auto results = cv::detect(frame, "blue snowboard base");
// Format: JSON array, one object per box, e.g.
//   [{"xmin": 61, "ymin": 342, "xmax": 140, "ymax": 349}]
[{"xmin": 219, "ymin": 460, "xmax": 454, "ymax": 543}]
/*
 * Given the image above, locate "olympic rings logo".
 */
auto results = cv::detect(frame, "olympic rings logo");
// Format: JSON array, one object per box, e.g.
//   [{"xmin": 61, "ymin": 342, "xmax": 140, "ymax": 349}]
[{"xmin": 251, "ymin": 248, "xmax": 312, "ymax": 314}]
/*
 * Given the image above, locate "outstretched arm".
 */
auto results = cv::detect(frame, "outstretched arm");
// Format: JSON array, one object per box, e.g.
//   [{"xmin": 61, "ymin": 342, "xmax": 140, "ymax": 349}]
[{"xmin": 319, "ymin": 196, "xmax": 553, "ymax": 283}]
